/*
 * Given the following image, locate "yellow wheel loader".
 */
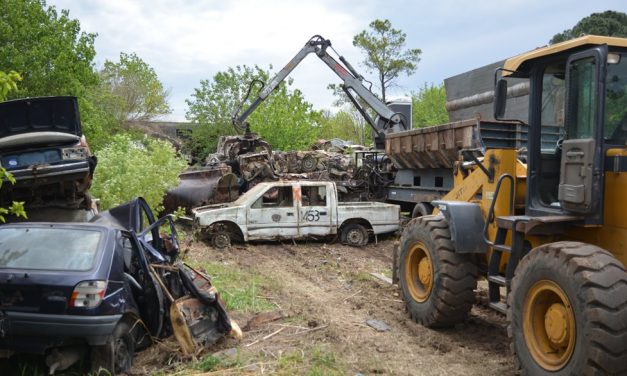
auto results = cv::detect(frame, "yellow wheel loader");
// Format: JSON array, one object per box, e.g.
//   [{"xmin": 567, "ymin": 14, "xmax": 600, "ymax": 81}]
[{"xmin": 395, "ymin": 36, "xmax": 627, "ymax": 375}]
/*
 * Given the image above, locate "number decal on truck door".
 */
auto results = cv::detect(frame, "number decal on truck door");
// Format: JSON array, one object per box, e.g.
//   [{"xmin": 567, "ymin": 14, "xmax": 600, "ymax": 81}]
[{"xmin": 303, "ymin": 209, "xmax": 320, "ymax": 222}]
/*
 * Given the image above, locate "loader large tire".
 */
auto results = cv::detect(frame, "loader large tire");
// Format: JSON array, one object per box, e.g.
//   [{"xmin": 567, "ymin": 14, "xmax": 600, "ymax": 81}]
[
  {"xmin": 398, "ymin": 215, "xmax": 477, "ymax": 327},
  {"xmin": 508, "ymin": 241, "xmax": 627, "ymax": 375}
]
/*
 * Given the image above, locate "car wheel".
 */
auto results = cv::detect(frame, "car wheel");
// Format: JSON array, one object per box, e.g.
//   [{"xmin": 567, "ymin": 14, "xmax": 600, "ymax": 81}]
[
  {"xmin": 341, "ymin": 223, "xmax": 368, "ymax": 246},
  {"xmin": 91, "ymin": 320, "xmax": 135, "ymax": 375},
  {"xmin": 212, "ymin": 232, "xmax": 231, "ymax": 249}
]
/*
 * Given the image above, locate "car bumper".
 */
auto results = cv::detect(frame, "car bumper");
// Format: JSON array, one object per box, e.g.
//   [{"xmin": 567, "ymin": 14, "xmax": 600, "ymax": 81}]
[
  {"xmin": 8, "ymin": 160, "xmax": 90, "ymax": 183},
  {"xmin": 0, "ymin": 311, "xmax": 122, "ymax": 353}
]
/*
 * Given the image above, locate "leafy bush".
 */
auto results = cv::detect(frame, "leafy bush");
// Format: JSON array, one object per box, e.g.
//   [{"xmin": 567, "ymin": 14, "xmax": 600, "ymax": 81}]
[{"xmin": 91, "ymin": 134, "xmax": 187, "ymax": 211}]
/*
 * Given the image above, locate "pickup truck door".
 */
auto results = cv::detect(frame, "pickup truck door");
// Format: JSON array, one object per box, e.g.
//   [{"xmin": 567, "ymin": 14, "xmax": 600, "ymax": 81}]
[
  {"xmin": 247, "ymin": 184, "xmax": 299, "ymax": 239},
  {"xmin": 299, "ymin": 184, "xmax": 333, "ymax": 236}
]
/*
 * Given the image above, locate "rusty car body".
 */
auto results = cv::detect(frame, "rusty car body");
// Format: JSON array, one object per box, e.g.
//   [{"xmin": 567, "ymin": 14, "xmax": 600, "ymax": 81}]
[
  {"xmin": 193, "ymin": 180, "xmax": 400, "ymax": 248},
  {"xmin": 0, "ymin": 96, "xmax": 98, "ymax": 222},
  {"xmin": 0, "ymin": 198, "xmax": 234, "ymax": 375}
]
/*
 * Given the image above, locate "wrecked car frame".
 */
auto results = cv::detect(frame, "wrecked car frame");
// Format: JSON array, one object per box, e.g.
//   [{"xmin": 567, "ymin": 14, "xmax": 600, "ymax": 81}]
[{"xmin": 0, "ymin": 197, "xmax": 235, "ymax": 374}]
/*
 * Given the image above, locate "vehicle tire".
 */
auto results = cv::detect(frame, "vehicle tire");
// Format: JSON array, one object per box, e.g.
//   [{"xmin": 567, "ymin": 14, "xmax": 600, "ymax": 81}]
[
  {"xmin": 341, "ymin": 223, "xmax": 369, "ymax": 246},
  {"xmin": 212, "ymin": 231, "xmax": 231, "ymax": 249},
  {"xmin": 508, "ymin": 241, "xmax": 627, "ymax": 375},
  {"xmin": 205, "ymin": 223, "xmax": 233, "ymax": 249},
  {"xmin": 90, "ymin": 320, "xmax": 135, "ymax": 375},
  {"xmin": 411, "ymin": 202, "xmax": 433, "ymax": 218},
  {"xmin": 398, "ymin": 214, "xmax": 477, "ymax": 327}
]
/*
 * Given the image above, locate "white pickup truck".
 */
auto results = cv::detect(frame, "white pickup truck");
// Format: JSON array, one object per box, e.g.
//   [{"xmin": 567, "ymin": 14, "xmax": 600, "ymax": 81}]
[{"xmin": 192, "ymin": 180, "xmax": 400, "ymax": 248}]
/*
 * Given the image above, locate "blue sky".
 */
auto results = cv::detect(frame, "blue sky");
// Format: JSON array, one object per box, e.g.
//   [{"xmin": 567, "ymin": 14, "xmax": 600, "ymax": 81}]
[{"xmin": 48, "ymin": 0, "xmax": 627, "ymax": 121}]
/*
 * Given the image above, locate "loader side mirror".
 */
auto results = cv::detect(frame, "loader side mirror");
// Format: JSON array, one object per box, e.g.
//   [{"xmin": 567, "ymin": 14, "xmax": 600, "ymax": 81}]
[{"xmin": 494, "ymin": 79, "xmax": 508, "ymax": 120}]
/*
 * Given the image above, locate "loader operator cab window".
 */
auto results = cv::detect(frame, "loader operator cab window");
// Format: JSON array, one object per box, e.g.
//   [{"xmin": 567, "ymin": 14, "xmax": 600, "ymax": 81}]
[
  {"xmin": 537, "ymin": 63, "xmax": 567, "ymax": 205},
  {"xmin": 605, "ymin": 52, "xmax": 627, "ymax": 145}
]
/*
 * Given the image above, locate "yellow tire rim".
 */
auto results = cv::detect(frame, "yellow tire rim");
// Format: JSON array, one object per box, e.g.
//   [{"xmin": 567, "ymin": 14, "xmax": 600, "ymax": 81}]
[
  {"xmin": 523, "ymin": 280, "xmax": 576, "ymax": 371},
  {"xmin": 404, "ymin": 242, "xmax": 433, "ymax": 302}
]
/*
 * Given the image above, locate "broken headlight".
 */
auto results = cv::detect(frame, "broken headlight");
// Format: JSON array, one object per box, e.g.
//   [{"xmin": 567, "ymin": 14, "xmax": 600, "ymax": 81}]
[{"xmin": 61, "ymin": 147, "xmax": 88, "ymax": 160}]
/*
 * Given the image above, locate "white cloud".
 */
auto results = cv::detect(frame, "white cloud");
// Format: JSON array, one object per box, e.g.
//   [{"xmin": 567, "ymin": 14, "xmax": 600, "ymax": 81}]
[{"xmin": 48, "ymin": 0, "xmax": 627, "ymax": 121}]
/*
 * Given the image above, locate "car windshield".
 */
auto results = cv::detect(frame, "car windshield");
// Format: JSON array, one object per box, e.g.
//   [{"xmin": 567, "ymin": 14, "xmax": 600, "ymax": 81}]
[{"xmin": 0, "ymin": 227, "xmax": 102, "ymax": 271}]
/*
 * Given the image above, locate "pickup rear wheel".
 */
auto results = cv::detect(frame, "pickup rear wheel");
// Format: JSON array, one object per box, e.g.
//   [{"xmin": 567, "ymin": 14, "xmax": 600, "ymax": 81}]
[
  {"xmin": 91, "ymin": 320, "xmax": 135, "ymax": 375},
  {"xmin": 341, "ymin": 223, "xmax": 369, "ymax": 246},
  {"xmin": 399, "ymin": 215, "xmax": 477, "ymax": 327}
]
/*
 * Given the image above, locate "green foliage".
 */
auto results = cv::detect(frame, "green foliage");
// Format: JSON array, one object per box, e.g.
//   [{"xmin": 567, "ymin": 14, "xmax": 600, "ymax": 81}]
[
  {"xmin": 0, "ymin": 71, "xmax": 21, "ymax": 100},
  {"xmin": 197, "ymin": 261, "xmax": 275, "ymax": 312},
  {"xmin": 318, "ymin": 109, "xmax": 372, "ymax": 146},
  {"xmin": 186, "ymin": 65, "xmax": 321, "ymax": 161},
  {"xmin": 90, "ymin": 134, "xmax": 187, "ymax": 211},
  {"xmin": 195, "ymin": 351, "xmax": 241, "ymax": 372},
  {"xmin": 353, "ymin": 19, "xmax": 421, "ymax": 102},
  {"xmin": 411, "ymin": 83, "xmax": 449, "ymax": 128},
  {"xmin": 276, "ymin": 346, "xmax": 344, "ymax": 376},
  {"xmin": 0, "ymin": 71, "xmax": 27, "ymax": 222},
  {"xmin": 550, "ymin": 10, "xmax": 627, "ymax": 44},
  {"xmin": 0, "ymin": 0, "xmax": 98, "ymax": 98},
  {"xmin": 99, "ymin": 52, "xmax": 171, "ymax": 124}
]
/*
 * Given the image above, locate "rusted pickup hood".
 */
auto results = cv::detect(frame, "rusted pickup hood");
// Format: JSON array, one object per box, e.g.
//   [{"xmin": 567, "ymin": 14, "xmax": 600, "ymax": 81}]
[{"xmin": 192, "ymin": 204, "xmax": 243, "ymax": 227}]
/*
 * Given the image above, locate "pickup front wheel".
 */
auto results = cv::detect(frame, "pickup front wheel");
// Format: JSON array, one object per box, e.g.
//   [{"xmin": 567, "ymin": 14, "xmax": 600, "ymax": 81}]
[
  {"xmin": 212, "ymin": 232, "xmax": 231, "ymax": 249},
  {"xmin": 341, "ymin": 223, "xmax": 369, "ymax": 246}
]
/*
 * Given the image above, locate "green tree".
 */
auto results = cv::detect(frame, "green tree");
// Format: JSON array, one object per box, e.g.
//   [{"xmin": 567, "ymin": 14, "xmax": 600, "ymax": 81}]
[
  {"xmin": 99, "ymin": 52, "xmax": 172, "ymax": 125},
  {"xmin": 411, "ymin": 83, "xmax": 449, "ymax": 128},
  {"xmin": 0, "ymin": 0, "xmax": 98, "ymax": 97},
  {"xmin": 550, "ymin": 10, "xmax": 627, "ymax": 44},
  {"xmin": 186, "ymin": 65, "xmax": 321, "ymax": 161},
  {"xmin": 318, "ymin": 108, "xmax": 372, "ymax": 146},
  {"xmin": 353, "ymin": 19, "xmax": 421, "ymax": 102},
  {"xmin": 90, "ymin": 134, "xmax": 187, "ymax": 211},
  {"xmin": 0, "ymin": 71, "xmax": 27, "ymax": 222}
]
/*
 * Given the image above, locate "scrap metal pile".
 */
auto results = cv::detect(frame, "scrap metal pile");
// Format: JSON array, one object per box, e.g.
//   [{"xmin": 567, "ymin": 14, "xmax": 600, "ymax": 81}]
[{"xmin": 165, "ymin": 132, "xmax": 389, "ymax": 213}]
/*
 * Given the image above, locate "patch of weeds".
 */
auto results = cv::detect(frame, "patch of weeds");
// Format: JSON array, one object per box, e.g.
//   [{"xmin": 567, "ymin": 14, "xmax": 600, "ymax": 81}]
[
  {"xmin": 275, "ymin": 347, "xmax": 344, "ymax": 376},
  {"xmin": 276, "ymin": 349, "xmax": 304, "ymax": 373},
  {"xmin": 307, "ymin": 346, "xmax": 343, "ymax": 376},
  {"xmin": 195, "ymin": 262, "xmax": 275, "ymax": 313},
  {"xmin": 196, "ymin": 350, "xmax": 241, "ymax": 372},
  {"xmin": 351, "ymin": 271, "xmax": 373, "ymax": 282},
  {"xmin": 196, "ymin": 354, "xmax": 222, "ymax": 372}
]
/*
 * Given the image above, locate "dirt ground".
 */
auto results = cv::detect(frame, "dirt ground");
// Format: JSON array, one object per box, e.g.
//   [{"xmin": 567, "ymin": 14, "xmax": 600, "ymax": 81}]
[{"xmin": 132, "ymin": 236, "xmax": 516, "ymax": 375}]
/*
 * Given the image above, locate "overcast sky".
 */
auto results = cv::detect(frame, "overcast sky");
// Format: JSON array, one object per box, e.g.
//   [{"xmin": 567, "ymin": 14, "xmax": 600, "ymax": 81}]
[{"xmin": 48, "ymin": 0, "xmax": 627, "ymax": 122}]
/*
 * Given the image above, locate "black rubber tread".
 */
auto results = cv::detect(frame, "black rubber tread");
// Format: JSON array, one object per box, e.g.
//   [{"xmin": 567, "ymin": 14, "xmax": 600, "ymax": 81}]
[
  {"xmin": 398, "ymin": 214, "xmax": 477, "ymax": 328},
  {"xmin": 341, "ymin": 223, "xmax": 369, "ymax": 246},
  {"xmin": 91, "ymin": 320, "xmax": 135, "ymax": 375},
  {"xmin": 508, "ymin": 241, "xmax": 627, "ymax": 376},
  {"xmin": 411, "ymin": 202, "xmax": 433, "ymax": 218}
]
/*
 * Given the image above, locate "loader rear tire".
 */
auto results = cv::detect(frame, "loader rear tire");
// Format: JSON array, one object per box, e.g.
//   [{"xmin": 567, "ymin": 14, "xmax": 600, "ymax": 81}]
[
  {"xmin": 508, "ymin": 242, "xmax": 627, "ymax": 375},
  {"xmin": 411, "ymin": 203, "xmax": 433, "ymax": 218},
  {"xmin": 398, "ymin": 214, "xmax": 477, "ymax": 327}
]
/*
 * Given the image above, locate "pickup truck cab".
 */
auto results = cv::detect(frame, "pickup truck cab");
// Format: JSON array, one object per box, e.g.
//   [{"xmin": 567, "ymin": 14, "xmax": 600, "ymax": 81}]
[{"xmin": 193, "ymin": 180, "xmax": 400, "ymax": 247}]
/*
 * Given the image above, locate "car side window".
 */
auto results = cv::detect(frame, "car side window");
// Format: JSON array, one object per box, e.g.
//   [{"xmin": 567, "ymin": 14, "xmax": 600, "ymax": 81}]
[
  {"xmin": 301, "ymin": 186, "xmax": 327, "ymax": 206},
  {"xmin": 252, "ymin": 186, "xmax": 293, "ymax": 208}
]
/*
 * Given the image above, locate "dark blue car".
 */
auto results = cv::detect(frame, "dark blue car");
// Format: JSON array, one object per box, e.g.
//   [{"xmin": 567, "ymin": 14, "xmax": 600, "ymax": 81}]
[{"xmin": 0, "ymin": 198, "xmax": 232, "ymax": 374}]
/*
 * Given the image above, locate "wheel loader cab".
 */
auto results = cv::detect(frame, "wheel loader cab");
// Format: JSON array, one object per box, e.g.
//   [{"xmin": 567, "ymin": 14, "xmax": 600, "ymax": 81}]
[{"xmin": 498, "ymin": 41, "xmax": 627, "ymax": 226}]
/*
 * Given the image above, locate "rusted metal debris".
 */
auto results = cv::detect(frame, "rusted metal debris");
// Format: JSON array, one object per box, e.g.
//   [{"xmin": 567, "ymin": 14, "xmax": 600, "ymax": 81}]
[
  {"xmin": 164, "ymin": 133, "xmax": 381, "ymax": 213},
  {"xmin": 163, "ymin": 165, "xmax": 239, "ymax": 215}
]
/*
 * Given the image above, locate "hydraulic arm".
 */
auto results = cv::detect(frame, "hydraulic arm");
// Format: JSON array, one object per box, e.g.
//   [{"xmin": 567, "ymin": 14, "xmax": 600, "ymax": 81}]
[{"xmin": 232, "ymin": 35, "xmax": 408, "ymax": 147}]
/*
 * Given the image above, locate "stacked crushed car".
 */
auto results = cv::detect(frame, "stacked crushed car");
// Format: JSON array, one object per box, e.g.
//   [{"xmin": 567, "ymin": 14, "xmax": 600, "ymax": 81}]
[{"xmin": 0, "ymin": 97, "xmax": 239, "ymax": 375}]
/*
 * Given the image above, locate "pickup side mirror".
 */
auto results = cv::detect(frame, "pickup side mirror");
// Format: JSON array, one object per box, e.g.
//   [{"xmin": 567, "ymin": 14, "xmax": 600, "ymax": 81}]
[{"xmin": 494, "ymin": 79, "xmax": 508, "ymax": 120}]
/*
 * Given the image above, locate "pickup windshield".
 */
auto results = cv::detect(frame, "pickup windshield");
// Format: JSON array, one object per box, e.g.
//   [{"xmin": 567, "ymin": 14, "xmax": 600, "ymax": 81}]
[{"xmin": 0, "ymin": 227, "xmax": 101, "ymax": 271}]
